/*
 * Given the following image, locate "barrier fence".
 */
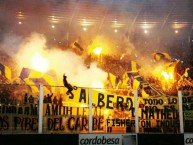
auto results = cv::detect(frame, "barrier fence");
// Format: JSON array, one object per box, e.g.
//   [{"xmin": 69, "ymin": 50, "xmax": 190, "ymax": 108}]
[{"xmin": 0, "ymin": 84, "xmax": 193, "ymax": 134}]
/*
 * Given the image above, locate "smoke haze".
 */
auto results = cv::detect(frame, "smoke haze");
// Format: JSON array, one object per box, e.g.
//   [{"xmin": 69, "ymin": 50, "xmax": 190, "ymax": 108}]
[{"xmin": 8, "ymin": 32, "xmax": 108, "ymax": 87}]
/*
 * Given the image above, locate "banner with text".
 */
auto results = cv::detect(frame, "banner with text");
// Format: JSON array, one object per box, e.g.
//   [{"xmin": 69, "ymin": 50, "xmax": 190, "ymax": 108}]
[
  {"xmin": 184, "ymin": 134, "xmax": 193, "ymax": 145},
  {"xmin": 79, "ymin": 134, "xmax": 122, "ymax": 145}
]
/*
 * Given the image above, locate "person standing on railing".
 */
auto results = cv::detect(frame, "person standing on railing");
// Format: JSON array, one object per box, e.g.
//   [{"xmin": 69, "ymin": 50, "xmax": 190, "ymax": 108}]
[{"xmin": 63, "ymin": 74, "xmax": 74, "ymax": 99}]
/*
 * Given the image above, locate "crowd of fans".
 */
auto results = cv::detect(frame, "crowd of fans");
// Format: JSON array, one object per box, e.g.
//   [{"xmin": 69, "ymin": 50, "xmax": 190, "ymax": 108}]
[
  {"xmin": 43, "ymin": 93, "xmax": 63, "ymax": 105},
  {"xmin": 0, "ymin": 43, "xmax": 193, "ymax": 105},
  {"xmin": 101, "ymin": 58, "xmax": 192, "ymax": 97},
  {"xmin": 0, "ymin": 46, "xmax": 193, "ymax": 134}
]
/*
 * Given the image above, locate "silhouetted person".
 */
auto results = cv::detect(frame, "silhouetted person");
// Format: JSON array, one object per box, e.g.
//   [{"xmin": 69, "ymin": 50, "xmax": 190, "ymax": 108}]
[
  {"xmin": 28, "ymin": 95, "xmax": 34, "ymax": 104},
  {"xmin": 43, "ymin": 95, "xmax": 48, "ymax": 103},
  {"xmin": 23, "ymin": 93, "xmax": 28, "ymax": 104},
  {"xmin": 63, "ymin": 74, "xmax": 74, "ymax": 99},
  {"xmin": 53, "ymin": 96, "xmax": 58, "ymax": 105},
  {"xmin": 58, "ymin": 96, "xmax": 63, "ymax": 106},
  {"xmin": 47, "ymin": 93, "xmax": 53, "ymax": 103}
]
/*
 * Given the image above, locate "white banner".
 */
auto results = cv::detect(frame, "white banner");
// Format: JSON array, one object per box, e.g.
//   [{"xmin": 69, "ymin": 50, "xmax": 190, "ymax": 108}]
[
  {"xmin": 79, "ymin": 134, "xmax": 122, "ymax": 145},
  {"xmin": 185, "ymin": 134, "xmax": 193, "ymax": 145}
]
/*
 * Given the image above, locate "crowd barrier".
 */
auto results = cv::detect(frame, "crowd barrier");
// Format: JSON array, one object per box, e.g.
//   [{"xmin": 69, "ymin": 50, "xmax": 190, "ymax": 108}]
[{"xmin": 1, "ymin": 84, "xmax": 193, "ymax": 144}]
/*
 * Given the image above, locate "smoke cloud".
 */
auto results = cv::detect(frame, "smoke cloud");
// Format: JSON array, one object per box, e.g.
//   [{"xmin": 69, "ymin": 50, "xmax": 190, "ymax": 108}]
[
  {"xmin": 1, "ymin": 33, "xmax": 23, "ymax": 56},
  {"xmin": 12, "ymin": 32, "xmax": 107, "ymax": 88}
]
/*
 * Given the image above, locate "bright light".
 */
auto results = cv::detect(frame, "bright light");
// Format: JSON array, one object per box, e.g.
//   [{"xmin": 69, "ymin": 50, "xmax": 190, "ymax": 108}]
[
  {"xmin": 113, "ymin": 19, "xmax": 117, "ymax": 24},
  {"xmin": 51, "ymin": 25, "xmax": 55, "ymax": 29},
  {"xmin": 91, "ymin": 80, "xmax": 104, "ymax": 88},
  {"xmin": 49, "ymin": 15, "xmax": 59, "ymax": 23},
  {"xmin": 81, "ymin": 18, "xmax": 93, "ymax": 26},
  {"xmin": 169, "ymin": 72, "xmax": 174, "ymax": 80},
  {"xmin": 152, "ymin": 64, "xmax": 175, "ymax": 91},
  {"xmin": 80, "ymin": 104, "xmax": 88, "ymax": 108},
  {"xmin": 18, "ymin": 21, "xmax": 22, "ymax": 24},
  {"xmin": 94, "ymin": 47, "xmax": 102, "ymax": 55},
  {"xmin": 162, "ymin": 71, "xmax": 174, "ymax": 80},
  {"xmin": 31, "ymin": 53, "xmax": 49, "ymax": 72},
  {"xmin": 104, "ymin": 109, "xmax": 109, "ymax": 115},
  {"xmin": 162, "ymin": 71, "xmax": 169, "ymax": 80},
  {"xmin": 114, "ymin": 29, "xmax": 118, "ymax": 33},
  {"xmin": 17, "ymin": 11, "xmax": 24, "ymax": 19},
  {"xmin": 120, "ymin": 54, "xmax": 125, "ymax": 60},
  {"xmin": 83, "ymin": 27, "xmax": 87, "ymax": 31},
  {"xmin": 144, "ymin": 29, "xmax": 148, "ymax": 34},
  {"xmin": 175, "ymin": 30, "xmax": 178, "ymax": 34},
  {"xmin": 141, "ymin": 21, "xmax": 153, "ymax": 29}
]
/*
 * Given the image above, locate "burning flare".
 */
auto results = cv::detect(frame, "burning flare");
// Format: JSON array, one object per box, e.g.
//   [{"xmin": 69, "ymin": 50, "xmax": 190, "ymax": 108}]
[{"xmin": 31, "ymin": 53, "xmax": 49, "ymax": 72}]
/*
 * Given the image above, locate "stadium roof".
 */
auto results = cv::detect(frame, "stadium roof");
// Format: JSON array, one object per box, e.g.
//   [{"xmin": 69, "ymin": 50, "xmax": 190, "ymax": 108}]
[{"xmin": 0, "ymin": 0, "xmax": 193, "ymax": 52}]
